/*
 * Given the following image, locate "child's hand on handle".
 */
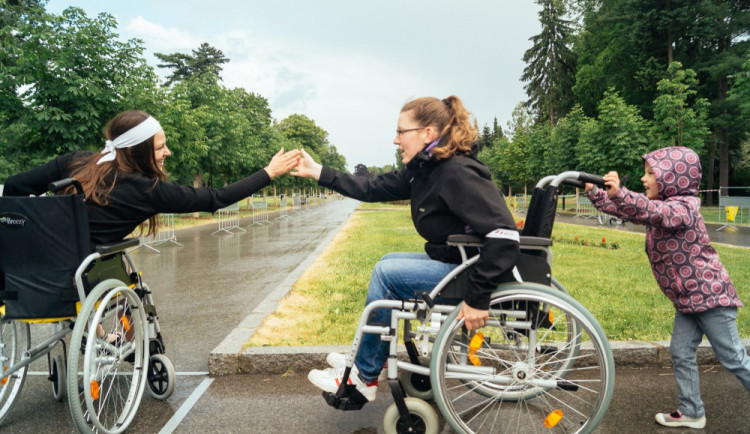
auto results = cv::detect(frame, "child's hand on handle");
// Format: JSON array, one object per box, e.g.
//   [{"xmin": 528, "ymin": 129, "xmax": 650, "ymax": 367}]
[
  {"xmin": 602, "ymin": 171, "xmax": 621, "ymax": 197},
  {"xmin": 457, "ymin": 303, "xmax": 489, "ymax": 331},
  {"xmin": 290, "ymin": 148, "xmax": 323, "ymax": 181}
]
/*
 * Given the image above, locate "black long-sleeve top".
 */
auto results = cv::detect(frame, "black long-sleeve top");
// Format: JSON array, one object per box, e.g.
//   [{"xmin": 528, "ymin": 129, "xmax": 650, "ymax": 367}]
[
  {"xmin": 2, "ymin": 151, "xmax": 270, "ymax": 245},
  {"xmin": 318, "ymin": 152, "xmax": 520, "ymax": 310}
]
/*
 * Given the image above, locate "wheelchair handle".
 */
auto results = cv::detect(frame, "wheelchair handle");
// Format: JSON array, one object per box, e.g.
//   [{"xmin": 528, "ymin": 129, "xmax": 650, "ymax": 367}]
[
  {"xmin": 48, "ymin": 178, "xmax": 84, "ymax": 195},
  {"xmin": 577, "ymin": 172, "xmax": 606, "ymax": 188}
]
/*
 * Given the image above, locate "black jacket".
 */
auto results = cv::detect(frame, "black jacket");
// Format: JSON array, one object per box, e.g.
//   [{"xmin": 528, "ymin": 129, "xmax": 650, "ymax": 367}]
[
  {"xmin": 318, "ymin": 151, "xmax": 519, "ymax": 310},
  {"xmin": 3, "ymin": 151, "xmax": 271, "ymax": 245}
]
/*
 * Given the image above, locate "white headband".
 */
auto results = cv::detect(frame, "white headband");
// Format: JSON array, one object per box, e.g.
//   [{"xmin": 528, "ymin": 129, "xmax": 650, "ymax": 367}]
[{"xmin": 97, "ymin": 116, "xmax": 163, "ymax": 164}]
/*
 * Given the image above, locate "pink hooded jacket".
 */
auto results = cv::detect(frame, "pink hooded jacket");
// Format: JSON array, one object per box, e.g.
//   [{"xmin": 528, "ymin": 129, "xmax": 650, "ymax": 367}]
[{"xmin": 586, "ymin": 146, "xmax": 742, "ymax": 314}]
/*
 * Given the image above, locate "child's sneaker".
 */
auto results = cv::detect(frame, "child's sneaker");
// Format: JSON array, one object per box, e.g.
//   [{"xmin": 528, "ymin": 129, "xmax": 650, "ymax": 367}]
[
  {"xmin": 308, "ymin": 364, "xmax": 378, "ymax": 402},
  {"xmin": 325, "ymin": 352, "xmax": 387, "ymax": 380},
  {"xmin": 655, "ymin": 410, "xmax": 706, "ymax": 429}
]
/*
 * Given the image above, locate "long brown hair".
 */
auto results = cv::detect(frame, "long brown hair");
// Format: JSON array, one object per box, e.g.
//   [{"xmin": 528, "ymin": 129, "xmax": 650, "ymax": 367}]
[
  {"xmin": 69, "ymin": 110, "xmax": 167, "ymax": 236},
  {"xmin": 401, "ymin": 95, "xmax": 478, "ymax": 160}
]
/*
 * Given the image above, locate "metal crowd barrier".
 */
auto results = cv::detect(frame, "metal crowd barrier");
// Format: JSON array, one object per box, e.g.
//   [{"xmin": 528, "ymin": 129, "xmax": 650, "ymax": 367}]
[
  {"xmin": 275, "ymin": 197, "xmax": 290, "ymax": 220},
  {"xmin": 294, "ymin": 193, "xmax": 303, "ymax": 214},
  {"xmin": 137, "ymin": 213, "xmax": 184, "ymax": 253},
  {"xmin": 717, "ymin": 195, "xmax": 750, "ymax": 231},
  {"xmin": 251, "ymin": 196, "xmax": 271, "ymax": 226},
  {"xmin": 212, "ymin": 202, "xmax": 246, "ymax": 235},
  {"xmin": 574, "ymin": 196, "xmax": 597, "ymax": 219}
]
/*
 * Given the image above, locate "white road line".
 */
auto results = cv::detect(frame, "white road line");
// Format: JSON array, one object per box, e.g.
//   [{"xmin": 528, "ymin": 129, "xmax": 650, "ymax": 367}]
[
  {"xmin": 159, "ymin": 377, "xmax": 214, "ymax": 434},
  {"xmin": 27, "ymin": 371, "xmax": 209, "ymax": 376}
]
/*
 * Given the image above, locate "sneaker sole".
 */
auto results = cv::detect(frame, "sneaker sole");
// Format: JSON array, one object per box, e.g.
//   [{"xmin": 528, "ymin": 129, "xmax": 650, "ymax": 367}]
[{"xmin": 655, "ymin": 414, "xmax": 706, "ymax": 429}]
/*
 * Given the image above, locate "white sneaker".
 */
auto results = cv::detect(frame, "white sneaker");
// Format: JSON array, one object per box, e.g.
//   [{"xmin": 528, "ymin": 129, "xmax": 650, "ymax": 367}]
[
  {"xmin": 326, "ymin": 352, "xmax": 388, "ymax": 380},
  {"xmin": 326, "ymin": 352, "xmax": 348, "ymax": 369},
  {"xmin": 655, "ymin": 410, "xmax": 706, "ymax": 429},
  {"xmin": 307, "ymin": 365, "xmax": 378, "ymax": 402}
]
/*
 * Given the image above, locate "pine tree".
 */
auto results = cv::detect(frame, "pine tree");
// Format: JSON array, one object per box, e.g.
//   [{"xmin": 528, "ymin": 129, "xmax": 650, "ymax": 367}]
[
  {"xmin": 155, "ymin": 43, "xmax": 230, "ymax": 86},
  {"xmin": 522, "ymin": 0, "xmax": 577, "ymax": 126}
]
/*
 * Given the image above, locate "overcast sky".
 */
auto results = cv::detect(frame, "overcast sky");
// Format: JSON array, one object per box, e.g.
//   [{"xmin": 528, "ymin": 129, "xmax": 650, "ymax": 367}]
[{"xmin": 47, "ymin": 1, "xmax": 542, "ymax": 171}]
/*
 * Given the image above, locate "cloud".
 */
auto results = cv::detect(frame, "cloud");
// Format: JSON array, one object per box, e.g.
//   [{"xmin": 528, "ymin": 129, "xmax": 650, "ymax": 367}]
[{"xmin": 123, "ymin": 16, "xmax": 200, "ymax": 52}]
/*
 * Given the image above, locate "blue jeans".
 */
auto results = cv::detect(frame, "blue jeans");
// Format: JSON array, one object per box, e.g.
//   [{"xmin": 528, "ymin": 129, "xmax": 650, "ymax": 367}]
[
  {"xmin": 670, "ymin": 307, "xmax": 750, "ymax": 418},
  {"xmin": 354, "ymin": 252, "xmax": 458, "ymax": 382}
]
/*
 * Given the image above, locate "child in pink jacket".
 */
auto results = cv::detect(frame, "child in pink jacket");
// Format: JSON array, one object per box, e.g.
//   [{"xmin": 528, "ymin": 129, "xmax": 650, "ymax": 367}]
[{"xmin": 585, "ymin": 146, "xmax": 749, "ymax": 430}]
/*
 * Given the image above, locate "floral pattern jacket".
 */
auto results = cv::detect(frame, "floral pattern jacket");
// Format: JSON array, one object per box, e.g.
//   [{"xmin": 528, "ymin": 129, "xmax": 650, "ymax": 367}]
[{"xmin": 586, "ymin": 146, "xmax": 742, "ymax": 314}]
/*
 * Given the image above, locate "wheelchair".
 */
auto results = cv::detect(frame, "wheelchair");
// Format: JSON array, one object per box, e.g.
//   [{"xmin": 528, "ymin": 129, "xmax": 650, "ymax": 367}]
[
  {"xmin": 0, "ymin": 178, "xmax": 176, "ymax": 433},
  {"xmin": 322, "ymin": 171, "xmax": 616, "ymax": 434}
]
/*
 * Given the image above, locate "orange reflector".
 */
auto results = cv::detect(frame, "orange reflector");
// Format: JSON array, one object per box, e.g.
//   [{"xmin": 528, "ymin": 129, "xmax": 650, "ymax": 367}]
[
  {"xmin": 548, "ymin": 310, "xmax": 554, "ymax": 324},
  {"xmin": 121, "ymin": 315, "xmax": 131, "ymax": 332},
  {"xmin": 1, "ymin": 367, "xmax": 8, "ymax": 385},
  {"xmin": 468, "ymin": 332, "xmax": 484, "ymax": 366},
  {"xmin": 90, "ymin": 380, "xmax": 100, "ymax": 400},
  {"xmin": 544, "ymin": 409, "xmax": 563, "ymax": 428}
]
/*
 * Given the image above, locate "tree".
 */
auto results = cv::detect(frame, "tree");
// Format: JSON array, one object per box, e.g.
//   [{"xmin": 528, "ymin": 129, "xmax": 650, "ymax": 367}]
[
  {"xmin": 575, "ymin": 89, "xmax": 650, "ymax": 186},
  {"xmin": 651, "ymin": 62, "xmax": 709, "ymax": 153},
  {"xmin": 155, "ymin": 42, "xmax": 229, "ymax": 86},
  {"xmin": 354, "ymin": 164, "xmax": 371, "ymax": 177},
  {"xmin": 522, "ymin": 0, "xmax": 577, "ymax": 125},
  {"xmin": 0, "ymin": 6, "xmax": 161, "ymax": 180}
]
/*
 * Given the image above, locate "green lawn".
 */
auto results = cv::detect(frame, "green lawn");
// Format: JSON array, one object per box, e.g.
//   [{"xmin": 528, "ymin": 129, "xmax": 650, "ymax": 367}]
[{"xmin": 247, "ymin": 202, "xmax": 750, "ymax": 347}]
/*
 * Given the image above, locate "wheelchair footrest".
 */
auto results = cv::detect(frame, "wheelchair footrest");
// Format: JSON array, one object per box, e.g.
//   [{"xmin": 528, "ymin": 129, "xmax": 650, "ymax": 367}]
[{"xmin": 322, "ymin": 385, "xmax": 369, "ymax": 411}]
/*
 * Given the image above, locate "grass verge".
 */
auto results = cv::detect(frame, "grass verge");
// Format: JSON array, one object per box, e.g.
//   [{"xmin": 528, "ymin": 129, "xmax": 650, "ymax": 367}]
[{"xmin": 246, "ymin": 202, "xmax": 750, "ymax": 347}]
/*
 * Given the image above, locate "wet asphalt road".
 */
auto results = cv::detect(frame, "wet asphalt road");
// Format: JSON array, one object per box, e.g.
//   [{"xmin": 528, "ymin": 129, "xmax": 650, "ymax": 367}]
[{"xmin": 3, "ymin": 198, "xmax": 749, "ymax": 433}]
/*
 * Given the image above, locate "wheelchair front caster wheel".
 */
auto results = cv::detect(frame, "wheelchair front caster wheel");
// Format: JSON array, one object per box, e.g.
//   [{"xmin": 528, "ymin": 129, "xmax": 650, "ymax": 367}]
[
  {"xmin": 148, "ymin": 353, "xmax": 176, "ymax": 400},
  {"xmin": 399, "ymin": 370, "xmax": 433, "ymax": 401},
  {"xmin": 383, "ymin": 397, "xmax": 439, "ymax": 434},
  {"xmin": 51, "ymin": 354, "xmax": 66, "ymax": 401}
]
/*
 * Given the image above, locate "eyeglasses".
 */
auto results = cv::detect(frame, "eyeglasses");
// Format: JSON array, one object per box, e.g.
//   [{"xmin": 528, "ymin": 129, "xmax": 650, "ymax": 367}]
[{"xmin": 396, "ymin": 127, "xmax": 426, "ymax": 137}]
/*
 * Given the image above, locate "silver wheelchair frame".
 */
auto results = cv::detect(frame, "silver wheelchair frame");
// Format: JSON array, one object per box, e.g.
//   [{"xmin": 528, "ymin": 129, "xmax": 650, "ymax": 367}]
[{"xmin": 323, "ymin": 171, "xmax": 616, "ymax": 434}]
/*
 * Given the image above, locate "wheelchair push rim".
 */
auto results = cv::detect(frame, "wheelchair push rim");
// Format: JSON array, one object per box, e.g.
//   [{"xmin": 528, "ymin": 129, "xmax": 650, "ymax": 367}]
[
  {"xmin": 67, "ymin": 279, "xmax": 149, "ymax": 434},
  {"xmin": 430, "ymin": 283, "xmax": 614, "ymax": 434},
  {"xmin": 0, "ymin": 319, "xmax": 30, "ymax": 426}
]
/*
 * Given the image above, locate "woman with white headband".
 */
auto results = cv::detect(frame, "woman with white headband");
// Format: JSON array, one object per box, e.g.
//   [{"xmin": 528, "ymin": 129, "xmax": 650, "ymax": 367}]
[{"xmin": 3, "ymin": 110, "xmax": 301, "ymax": 244}]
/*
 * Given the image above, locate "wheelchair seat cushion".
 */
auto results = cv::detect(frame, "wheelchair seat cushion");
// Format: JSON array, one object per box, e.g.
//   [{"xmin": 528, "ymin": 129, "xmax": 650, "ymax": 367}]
[{"xmin": 0, "ymin": 194, "xmax": 91, "ymax": 319}]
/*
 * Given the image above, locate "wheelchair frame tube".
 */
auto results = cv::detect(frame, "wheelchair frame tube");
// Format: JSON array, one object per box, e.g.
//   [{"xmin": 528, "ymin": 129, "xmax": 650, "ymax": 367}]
[{"xmin": 0, "ymin": 322, "xmax": 71, "ymax": 380}]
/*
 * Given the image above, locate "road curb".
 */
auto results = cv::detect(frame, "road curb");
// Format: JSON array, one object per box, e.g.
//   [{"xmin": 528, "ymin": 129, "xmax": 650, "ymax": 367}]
[{"xmin": 210, "ymin": 334, "xmax": 750, "ymax": 376}]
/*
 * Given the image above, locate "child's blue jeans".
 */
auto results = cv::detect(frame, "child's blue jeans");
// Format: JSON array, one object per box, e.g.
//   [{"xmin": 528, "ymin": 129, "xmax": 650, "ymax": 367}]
[{"xmin": 670, "ymin": 307, "xmax": 750, "ymax": 418}]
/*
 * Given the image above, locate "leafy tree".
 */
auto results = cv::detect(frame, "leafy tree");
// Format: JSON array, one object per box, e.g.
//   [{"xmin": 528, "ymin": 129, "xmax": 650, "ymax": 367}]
[
  {"xmin": 575, "ymin": 89, "xmax": 650, "ymax": 187},
  {"xmin": 651, "ymin": 62, "xmax": 709, "ymax": 153},
  {"xmin": 522, "ymin": 0, "xmax": 577, "ymax": 125},
  {"xmin": 0, "ymin": 6, "xmax": 160, "ymax": 180},
  {"xmin": 155, "ymin": 42, "xmax": 229, "ymax": 86},
  {"xmin": 354, "ymin": 164, "xmax": 371, "ymax": 177},
  {"xmin": 276, "ymin": 114, "xmax": 329, "ymax": 157},
  {"xmin": 546, "ymin": 105, "xmax": 589, "ymax": 174}
]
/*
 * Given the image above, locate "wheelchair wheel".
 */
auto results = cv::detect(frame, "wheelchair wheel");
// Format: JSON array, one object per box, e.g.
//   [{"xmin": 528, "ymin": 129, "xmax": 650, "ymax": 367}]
[
  {"xmin": 399, "ymin": 369, "xmax": 433, "ymax": 401},
  {"xmin": 430, "ymin": 283, "xmax": 614, "ymax": 434},
  {"xmin": 0, "ymin": 319, "xmax": 30, "ymax": 425},
  {"xmin": 66, "ymin": 279, "xmax": 149, "ymax": 434},
  {"xmin": 51, "ymin": 354, "xmax": 66, "ymax": 401},
  {"xmin": 148, "ymin": 353, "xmax": 176, "ymax": 400},
  {"xmin": 383, "ymin": 397, "xmax": 439, "ymax": 434}
]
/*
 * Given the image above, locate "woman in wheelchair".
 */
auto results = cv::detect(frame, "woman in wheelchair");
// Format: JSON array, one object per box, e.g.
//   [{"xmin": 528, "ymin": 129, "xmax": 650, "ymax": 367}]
[
  {"xmin": 2, "ymin": 109, "xmax": 300, "ymax": 245},
  {"xmin": 292, "ymin": 95, "xmax": 520, "ymax": 401}
]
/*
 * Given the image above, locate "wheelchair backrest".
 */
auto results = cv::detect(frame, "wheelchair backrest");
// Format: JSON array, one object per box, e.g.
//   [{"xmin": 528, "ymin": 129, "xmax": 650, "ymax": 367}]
[
  {"xmin": 0, "ymin": 194, "xmax": 91, "ymax": 319},
  {"xmin": 520, "ymin": 185, "xmax": 559, "ymax": 239}
]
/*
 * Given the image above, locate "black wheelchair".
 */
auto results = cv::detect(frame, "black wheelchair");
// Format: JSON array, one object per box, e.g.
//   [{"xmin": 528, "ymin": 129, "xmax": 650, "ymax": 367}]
[
  {"xmin": 323, "ymin": 171, "xmax": 615, "ymax": 434},
  {"xmin": 0, "ymin": 178, "xmax": 175, "ymax": 433}
]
